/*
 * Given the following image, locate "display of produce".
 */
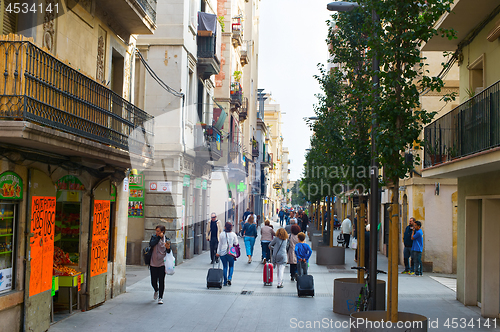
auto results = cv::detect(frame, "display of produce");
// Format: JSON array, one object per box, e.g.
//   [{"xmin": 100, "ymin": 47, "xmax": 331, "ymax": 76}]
[
  {"xmin": 53, "ymin": 246, "xmax": 72, "ymax": 265},
  {"xmin": 53, "ymin": 264, "xmax": 79, "ymax": 276}
]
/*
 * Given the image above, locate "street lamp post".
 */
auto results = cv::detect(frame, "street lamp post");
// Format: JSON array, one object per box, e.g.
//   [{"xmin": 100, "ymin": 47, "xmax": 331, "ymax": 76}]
[{"xmin": 327, "ymin": 1, "xmax": 379, "ymax": 311}]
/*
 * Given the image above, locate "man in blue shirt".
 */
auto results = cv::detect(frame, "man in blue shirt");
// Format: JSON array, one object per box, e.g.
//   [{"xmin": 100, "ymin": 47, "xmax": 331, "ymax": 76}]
[
  {"xmin": 410, "ymin": 220, "xmax": 424, "ymax": 276},
  {"xmin": 278, "ymin": 209, "xmax": 285, "ymax": 226}
]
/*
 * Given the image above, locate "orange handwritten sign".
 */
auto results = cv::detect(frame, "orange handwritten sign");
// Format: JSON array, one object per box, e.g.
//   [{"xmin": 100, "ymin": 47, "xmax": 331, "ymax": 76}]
[
  {"xmin": 90, "ymin": 200, "xmax": 110, "ymax": 277},
  {"xmin": 29, "ymin": 196, "xmax": 56, "ymax": 297}
]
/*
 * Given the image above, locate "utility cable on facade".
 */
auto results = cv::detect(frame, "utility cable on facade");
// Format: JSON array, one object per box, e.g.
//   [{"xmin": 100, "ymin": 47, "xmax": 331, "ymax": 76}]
[{"xmin": 135, "ymin": 48, "xmax": 184, "ymax": 98}]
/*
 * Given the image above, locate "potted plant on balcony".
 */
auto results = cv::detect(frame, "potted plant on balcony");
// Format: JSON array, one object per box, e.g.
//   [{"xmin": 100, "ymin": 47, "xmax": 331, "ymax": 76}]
[
  {"xmin": 425, "ymin": 139, "xmax": 443, "ymax": 165},
  {"xmin": 446, "ymin": 145, "xmax": 458, "ymax": 161}
]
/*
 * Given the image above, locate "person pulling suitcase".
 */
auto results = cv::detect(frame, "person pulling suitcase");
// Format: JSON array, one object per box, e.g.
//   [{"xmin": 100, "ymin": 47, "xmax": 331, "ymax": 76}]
[
  {"xmin": 215, "ymin": 222, "xmax": 239, "ymax": 286},
  {"xmin": 269, "ymin": 228, "xmax": 288, "ymax": 288}
]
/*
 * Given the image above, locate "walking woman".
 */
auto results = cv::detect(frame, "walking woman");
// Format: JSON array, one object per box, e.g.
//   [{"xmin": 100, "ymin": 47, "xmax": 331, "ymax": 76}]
[
  {"xmin": 216, "ymin": 222, "xmax": 239, "ymax": 286},
  {"xmin": 269, "ymin": 228, "xmax": 288, "ymax": 288},
  {"xmin": 287, "ymin": 224, "xmax": 301, "ymax": 281},
  {"xmin": 242, "ymin": 215, "xmax": 258, "ymax": 263},
  {"xmin": 260, "ymin": 220, "xmax": 275, "ymax": 263},
  {"xmin": 149, "ymin": 225, "xmax": 171, "ymax": 304},
  {"xmin": 289, "ymin": 211, "xmax": 297, "ymax": 226}
]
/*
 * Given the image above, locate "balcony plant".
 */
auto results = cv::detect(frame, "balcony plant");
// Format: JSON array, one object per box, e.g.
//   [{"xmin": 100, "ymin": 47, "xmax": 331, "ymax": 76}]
[
  {"xmin": 446, "ymin": 145, "xmax": 458, "ymax": 161},
  {"xmin": 425, "ymin": 139, "xmax": 443, "ymax": 165},
  {"xmin": 217, "ymin": 16, "xmax": 225, "ymax": 32}
]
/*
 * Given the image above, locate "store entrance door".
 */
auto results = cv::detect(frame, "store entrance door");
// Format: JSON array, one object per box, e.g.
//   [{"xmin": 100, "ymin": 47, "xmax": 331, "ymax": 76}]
[
  {"xmin": 87, "ymin": 180, "xmax": 111, "ymax": 308},
  {"xmin": 25, "ymin": 169, "xmax": 56, "ymax": 331}
]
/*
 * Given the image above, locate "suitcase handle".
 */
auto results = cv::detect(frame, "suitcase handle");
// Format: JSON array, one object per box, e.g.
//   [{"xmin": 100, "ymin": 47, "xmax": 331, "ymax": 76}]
[{"xmin": 213, "ymin": 260, "xmax": 221, "ymax": 269}]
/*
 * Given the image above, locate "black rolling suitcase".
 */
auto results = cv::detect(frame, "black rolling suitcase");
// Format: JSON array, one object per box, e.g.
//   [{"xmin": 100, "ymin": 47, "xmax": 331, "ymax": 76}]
[
  {"xmin": 207, "ymin": 261, "xmax": 224, "ymax": 289},
  {"xmin": 296, "ymin": 274, "xmax": 314, "ymax": 297}
]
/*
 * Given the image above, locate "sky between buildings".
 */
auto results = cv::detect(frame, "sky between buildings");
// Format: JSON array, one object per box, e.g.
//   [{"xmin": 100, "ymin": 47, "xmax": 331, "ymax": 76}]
[{"xmin": 259, "ymin": 0, "xmax": 332, "ymax": 182}]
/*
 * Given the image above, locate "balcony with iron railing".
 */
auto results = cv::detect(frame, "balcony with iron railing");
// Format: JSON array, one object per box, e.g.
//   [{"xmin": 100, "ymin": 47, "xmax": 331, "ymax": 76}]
[
  {"xmin": 197, "ymin": 34, "xmax": 220, "ymax": 79},
  {"xmin": 230, "ymin": 82, "xmax": 242, "ymax": 107},
  {"xmin": 0, "ymin": 38, "xmax": 154, "ymax": 163},
  {"xmin": 423, "ymin": 79, "xmax": 500, "ymax": 173},
  {"xmin": 194, "ymin": 124, "xmax": 223, "ymax": 161},
  {"xmin": 261, "ymin": 152, "xmax": 272, "ymax": 168},
  {"xmin": 231, "ymin": 17, "xmax": 243, "ymax": 47},
  {"xmin": 251, "ymin": 139, "xmax": 259, "ymax": 159},
  {"xmin": 240, "ymin": 40, "xmax": 250, "ymax": 66},
  {"xmin": 239, "ymin": 97, "xmax": 248, "ymax": 121},
  {"xmin": 99, "ymin": 0, "xmax": 156, "ymax": 34}
]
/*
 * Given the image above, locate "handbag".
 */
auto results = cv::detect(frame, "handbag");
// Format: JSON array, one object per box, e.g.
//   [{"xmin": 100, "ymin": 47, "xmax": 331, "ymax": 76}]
[
  {"xmin": 351, "ymin": 238, "xmax": 358, "ymax": 250},
  {"xmin": 227, "ymin": 234, "xmax": 238, "ymax": 260},
  {"xmin": 234, "ymin": 244, "xmax": 241, "ymax": 258},
  {"xmin": 286, "ymin": 234, "xmax": 291, "ymax": 252}
]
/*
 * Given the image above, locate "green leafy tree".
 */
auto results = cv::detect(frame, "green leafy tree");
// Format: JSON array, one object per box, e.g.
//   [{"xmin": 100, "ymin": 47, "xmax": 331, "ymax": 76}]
[{"xmin": 326, "ymin": 0, "xmax": 455, "ymax": 320}]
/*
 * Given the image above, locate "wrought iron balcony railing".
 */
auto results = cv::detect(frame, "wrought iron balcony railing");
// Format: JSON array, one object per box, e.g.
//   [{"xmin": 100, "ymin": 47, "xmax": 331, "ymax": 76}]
[
  {"xmin": 239, "ymin": 97, "xmax": 248, "ymax": 121},
  {"xmin": 0, "ymin": 39, "xmax": 154, "ymax": 159},
  {"xmin": 230, "ymin": 82, "xmax": 242, "ymax": 106},
  {"xmin": 424, "ymin": 79, "xmax": 500, "ymax": 168},
  {"xmin": 261, "ymin": 153, "xmax": 272, "ymax": 167},
  {"xmin": 197, "ymin": 35, "xmax": 220, "ymax": 79}
]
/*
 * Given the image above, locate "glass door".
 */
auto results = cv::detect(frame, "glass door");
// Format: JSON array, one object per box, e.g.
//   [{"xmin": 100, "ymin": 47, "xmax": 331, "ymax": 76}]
[{"xmin": 0, "ymin": 203, "xmax": 16, "ymax": 293}]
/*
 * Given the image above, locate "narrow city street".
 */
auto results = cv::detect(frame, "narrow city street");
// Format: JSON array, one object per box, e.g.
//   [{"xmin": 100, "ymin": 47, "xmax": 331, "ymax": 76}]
[{"xmin": 49, "ymin": 221, "xmax": 498, "ymax": 332}]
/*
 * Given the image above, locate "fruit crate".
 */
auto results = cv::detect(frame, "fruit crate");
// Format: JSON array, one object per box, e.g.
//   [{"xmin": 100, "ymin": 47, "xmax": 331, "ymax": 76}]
[{"xmin": 58, "ymin": 273, "xmax": 84, "ymax": 287}]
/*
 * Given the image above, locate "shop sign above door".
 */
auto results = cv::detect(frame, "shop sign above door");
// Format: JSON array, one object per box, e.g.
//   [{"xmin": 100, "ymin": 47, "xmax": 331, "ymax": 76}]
[
  {"xmin": 0, "ymin": 171, "xmax": 23, "ymax": 200},
  {"xmin": 56, "ymin": 175, "xmax": 85, "ymax": 191}
]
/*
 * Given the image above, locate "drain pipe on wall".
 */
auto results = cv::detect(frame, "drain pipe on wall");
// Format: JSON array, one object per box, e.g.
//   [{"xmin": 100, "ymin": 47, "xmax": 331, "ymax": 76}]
[{"xmin": 182, "ymin": 94, "xmax": 186, "ymax": 154}]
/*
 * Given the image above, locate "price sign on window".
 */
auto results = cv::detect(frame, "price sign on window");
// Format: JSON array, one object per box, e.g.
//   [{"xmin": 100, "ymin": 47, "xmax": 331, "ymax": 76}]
[
  {"xmin": 29, "ymin": 196, "xmax": 56, "ymax": 297},
  {"xmin": 90, "ymin": 200, "xmax": 110, "ymax": 277}
]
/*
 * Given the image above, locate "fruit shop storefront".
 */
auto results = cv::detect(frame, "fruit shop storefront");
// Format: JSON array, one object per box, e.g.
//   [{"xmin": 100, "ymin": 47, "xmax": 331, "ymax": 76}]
[{"xmin": 0, "ymin": 167, "xmax": 128, "ymax": 331}]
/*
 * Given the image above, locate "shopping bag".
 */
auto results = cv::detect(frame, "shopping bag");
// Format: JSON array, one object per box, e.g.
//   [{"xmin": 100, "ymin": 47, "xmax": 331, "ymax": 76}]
[
  {"xmin": 164, "ymin": 251, "xmax": 175, "ymax": 275},
  {"xmin": 351, "ymin": 238, "xmax": 358, "ymax": 250}
]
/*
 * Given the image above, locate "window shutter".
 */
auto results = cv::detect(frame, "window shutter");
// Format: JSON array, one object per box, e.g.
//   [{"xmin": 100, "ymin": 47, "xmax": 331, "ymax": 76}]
[{"xmin": 2, "ymin": 0, "xmax": 18, "ymax": 35}]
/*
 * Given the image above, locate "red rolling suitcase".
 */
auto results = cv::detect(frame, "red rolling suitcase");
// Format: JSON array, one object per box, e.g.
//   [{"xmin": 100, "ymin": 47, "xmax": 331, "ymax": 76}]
[{"xmin": 263, "ymin": 260, "xmax": 273, "ymax": 286}]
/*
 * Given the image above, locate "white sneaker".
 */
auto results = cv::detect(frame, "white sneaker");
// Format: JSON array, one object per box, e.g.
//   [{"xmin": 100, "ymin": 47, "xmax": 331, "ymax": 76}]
[
  {"xmin": 154, "ymin": 291, "xmax": 158, "ymax": 300},
  {"xmin": 158, "ymin": 298, "xmax": 163, "ymax": 304}
]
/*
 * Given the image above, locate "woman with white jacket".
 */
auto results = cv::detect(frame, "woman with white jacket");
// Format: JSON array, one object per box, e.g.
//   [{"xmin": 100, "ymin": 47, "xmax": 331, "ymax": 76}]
[
  {"xmin": 269, "ymin": 228, "xmax": 289, "ymax": 288},
  {"xmin": 216, "ymin": 222, "xmax": 239, "ymax": 286}
]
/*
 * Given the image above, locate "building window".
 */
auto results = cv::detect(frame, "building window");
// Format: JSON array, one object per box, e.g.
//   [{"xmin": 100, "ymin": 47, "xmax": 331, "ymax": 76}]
[{"xmin": 468, "ymin": 54, "xmax": 484, "ymax": 96}]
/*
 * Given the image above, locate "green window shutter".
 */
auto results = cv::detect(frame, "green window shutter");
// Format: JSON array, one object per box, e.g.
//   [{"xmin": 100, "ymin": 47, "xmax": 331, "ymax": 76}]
[{"xmin": 2, "ymin": 0, "xmax": 18, "ymax": 35}]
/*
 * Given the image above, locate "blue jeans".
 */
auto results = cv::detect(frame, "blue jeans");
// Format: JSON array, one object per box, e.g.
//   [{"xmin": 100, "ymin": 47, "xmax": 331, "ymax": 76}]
[
  {"xmin": 411, "ymin": 250, "xmax": 422, "ymax": 275},
  {"xmin": 261, "ymin": 241, "xmax": 271, "ymax": 260},
  {"xmin": 279, "ymin": 217, "xmax": 284, "ymax": 226},
  {"xmin": 403, "ymin": 247, "xmax": 413, "ymax": 272},
  {"xmin": 220, "ymin": 254, "xmax": 234, "ymax": 285},
  {"xmin": 244, "ymin": 236, "xmax": 256, "ymax": 257},
  {"xmin": 297, "ymin": 260, "xmax": 308, "ymax": 276}
]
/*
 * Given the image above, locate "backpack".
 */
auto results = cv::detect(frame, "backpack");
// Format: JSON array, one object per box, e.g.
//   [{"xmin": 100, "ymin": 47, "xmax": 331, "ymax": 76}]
[
  {"xmin": 143, "ymin": 246, "xmax": 152, "ymax": 265},
  {"xmin": 143, "ymin": 235, "xmax": 161, "ymax": 265}
]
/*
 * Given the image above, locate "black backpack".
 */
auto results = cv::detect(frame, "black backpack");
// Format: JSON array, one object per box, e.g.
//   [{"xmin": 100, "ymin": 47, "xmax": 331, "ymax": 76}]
[
  {"xmin": 143, "ymin": 235, "xmax": 161, "ymax": 265},
  {"xmin": 143, "ymin": 246, "xmax": 153, "ymax": 265}
]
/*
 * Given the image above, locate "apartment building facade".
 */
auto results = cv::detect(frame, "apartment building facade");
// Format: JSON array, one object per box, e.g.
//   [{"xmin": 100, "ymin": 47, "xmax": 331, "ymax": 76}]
[
  {"xmin": 0, "ymin": 0, "xmax": 155, "ymax": 329},
  {"xmin": 422, "ymin": 0, "xmax": 500, "ymax": 317}
]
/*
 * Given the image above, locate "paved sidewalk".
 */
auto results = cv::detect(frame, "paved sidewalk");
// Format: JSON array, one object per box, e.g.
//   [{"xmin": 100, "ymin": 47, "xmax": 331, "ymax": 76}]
[{"xmin": 49, "ymin": 220, "xmax": 500, "ymax": 332}]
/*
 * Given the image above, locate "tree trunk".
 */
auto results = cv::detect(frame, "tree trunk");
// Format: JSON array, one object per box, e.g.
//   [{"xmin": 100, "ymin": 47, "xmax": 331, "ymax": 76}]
[{"xmin": 387, "ymin": 180, "xmax": 399, "ymax": 322}]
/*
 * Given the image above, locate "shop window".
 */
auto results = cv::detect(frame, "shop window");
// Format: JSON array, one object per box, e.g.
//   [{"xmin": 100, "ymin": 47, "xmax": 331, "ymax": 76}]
[
  {"xmin": 55, "ymin": 200, "xmax": 80, "ymax": 261},
  {"xmin": 54, "ymin": 176, "xmax": 84, "ymax": 266},
  {"xmin": 0, "ymin": 203, "xmax": 16, "ymax": 293}
]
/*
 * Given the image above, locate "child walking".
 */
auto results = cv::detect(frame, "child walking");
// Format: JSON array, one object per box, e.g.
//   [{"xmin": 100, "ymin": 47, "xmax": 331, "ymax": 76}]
[{"xmin": 294, "ymin": 232, "xmax": 312, "ymax": 276}]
